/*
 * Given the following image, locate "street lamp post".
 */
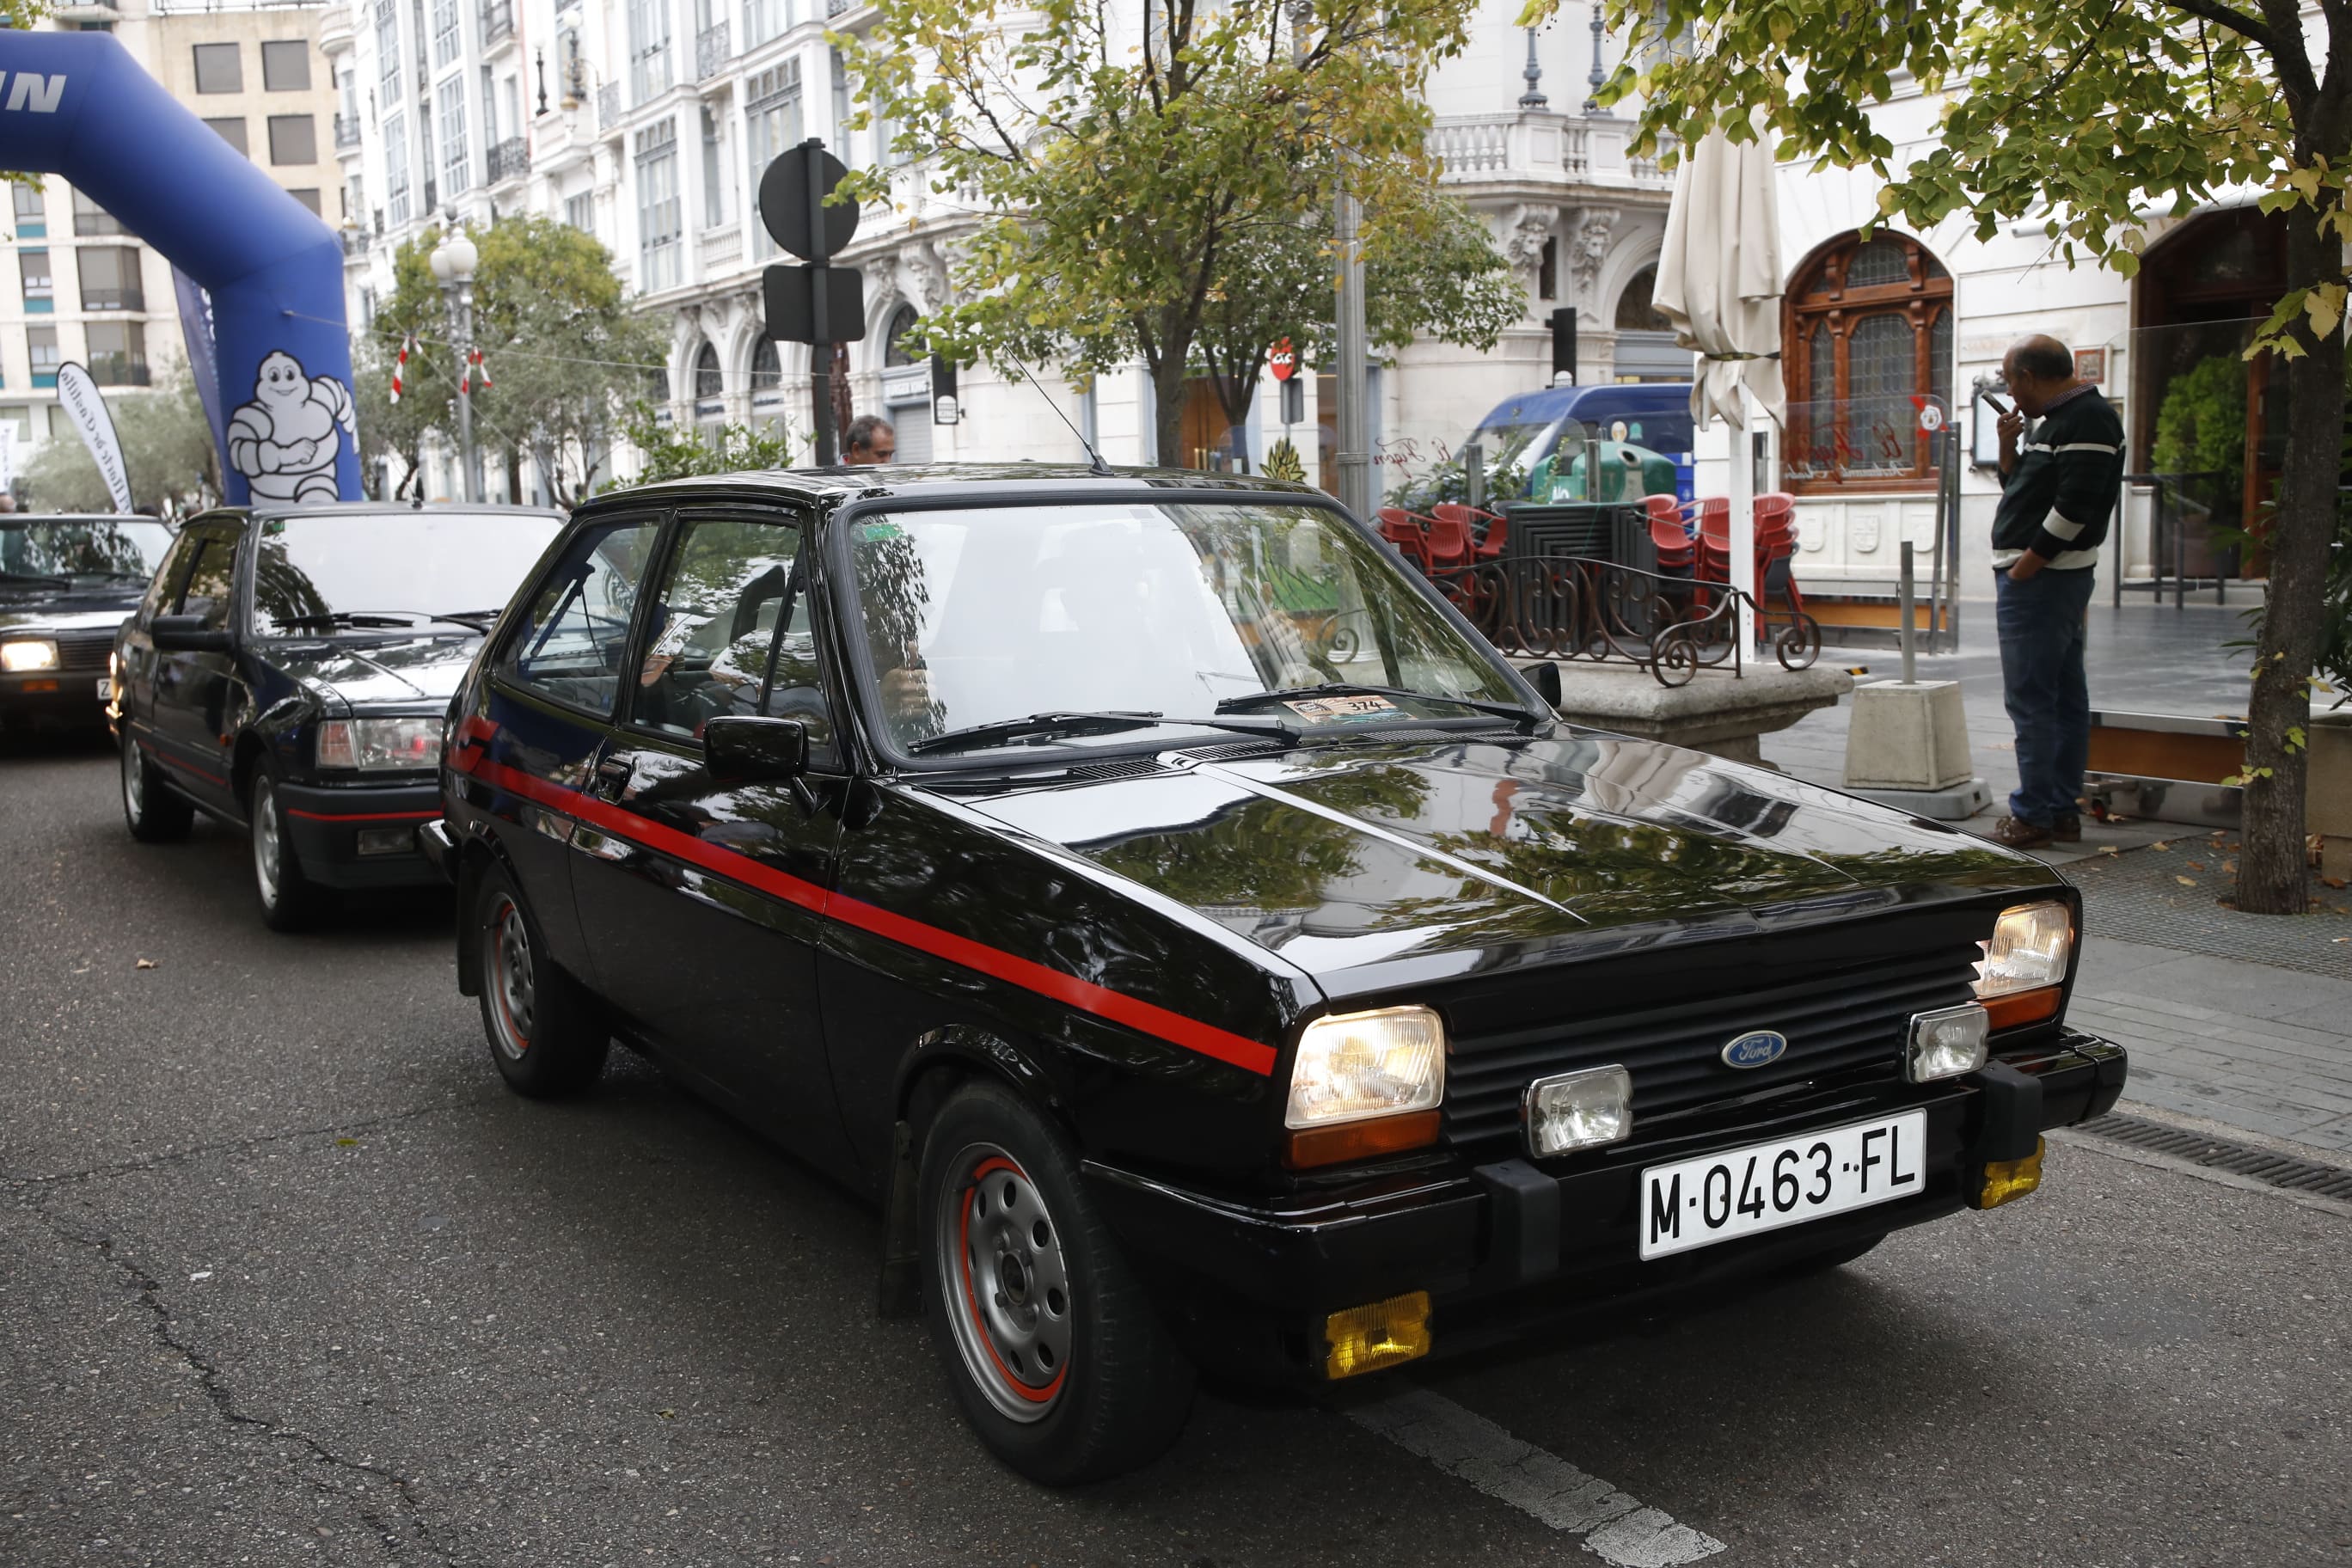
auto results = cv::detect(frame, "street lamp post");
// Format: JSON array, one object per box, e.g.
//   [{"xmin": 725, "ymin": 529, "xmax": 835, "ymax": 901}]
[{"xmin": 428, "ymin": 214, "xmax": 481, "ymax": 504}]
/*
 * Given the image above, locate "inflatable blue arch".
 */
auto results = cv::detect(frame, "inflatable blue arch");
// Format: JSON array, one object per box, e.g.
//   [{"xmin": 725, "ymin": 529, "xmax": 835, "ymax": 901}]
[{"xmin": 1, "ymin": 29, "xmax": 360, "ymax": 503}]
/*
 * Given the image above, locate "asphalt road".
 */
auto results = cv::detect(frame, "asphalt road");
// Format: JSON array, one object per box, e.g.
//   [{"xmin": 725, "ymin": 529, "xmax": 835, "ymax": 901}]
[{"xmin": 4, "ymin": 733, "xmax": 2348, "ymax": 1568}]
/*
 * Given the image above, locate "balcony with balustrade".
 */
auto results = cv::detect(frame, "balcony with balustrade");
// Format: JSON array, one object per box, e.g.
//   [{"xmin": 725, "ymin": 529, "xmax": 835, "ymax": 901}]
[
  {"xmin": 1424, "ymin": 110, "xmax": 1674, "ymax": 196},
  {"xmin": 697, "ymin": 223, "xmax": 743, "ymax": 273},
  {"xmin": 695, "ymin": 21, "xmax": 731, "ymax": 83},
  {"xmin": 481, "ymin": 0, "xmax": 513, "ymax": 47},
  {"xmin": 488, "ymin": 137, "xmax": 530, "ymax": 185}
]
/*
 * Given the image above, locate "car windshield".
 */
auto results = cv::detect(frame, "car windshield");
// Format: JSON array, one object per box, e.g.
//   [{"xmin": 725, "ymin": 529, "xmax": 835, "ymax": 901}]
[
  {"xmin": 250, "ymin": 511, "xmax": 563, "ymax": 637},
  {"xmin": 842, "ymin": 499, "xmax": 1529, "ymax": 756},
  {"xmin": 0, "ymin": 518, "xmax": 176, "ymax": 585}
]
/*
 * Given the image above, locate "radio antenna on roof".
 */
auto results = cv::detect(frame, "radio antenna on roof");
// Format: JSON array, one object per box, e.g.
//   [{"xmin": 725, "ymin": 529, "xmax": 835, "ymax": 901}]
[{"xmin": 1007, "ymin": 359, "xmax": 1112, "ymax": 477}]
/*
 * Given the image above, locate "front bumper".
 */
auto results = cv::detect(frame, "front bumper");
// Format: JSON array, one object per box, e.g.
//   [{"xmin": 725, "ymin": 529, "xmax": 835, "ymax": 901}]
[
  {"xmin": 275, "ymin": 776, "xmax": 446, "ymax": 891},
  {"xmin": 0, "ymin": 669, "xmax": 113, "ymax": 729},
  {"xmin": 1086, "ymin": 1029, "xmax": 2126, "ymax": 1376}
]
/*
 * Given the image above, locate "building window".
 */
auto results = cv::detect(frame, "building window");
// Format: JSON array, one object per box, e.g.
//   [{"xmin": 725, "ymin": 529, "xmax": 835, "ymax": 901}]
[
  {"xmin": 744, "ymin": 62, "xmax": 801, "ymax": 258},
  {"xmin": 565, "ymin": 191, "xmax": 595, "ymax": 234},
  {"xmin": 692, "ymin": 342, "xmax": 724, "ymax": 426},
  {"xmin": 1782, "ymin": 230, "xmax": 1953, "ymax": 490},
  {"xmin": 743, "ymin": 0, "xmax": 793, "ymax": 48},
  {"xmin": 384, "ymin": 112, "xmax": 411, "ymax": 224},
  {"xmin": 883, "ymin": 304, "xmax": 920, "ymax": 366},
  {"xmin": 701, "ymin": 105, "xmax": 727, "ymax": 230},
  {"xmin": 1536, "ymin": 236, "xmax": 1557, "ymax": 302},
  {"xmin": 377, "ymin": 0, "xmax": 403, "ymax": 105},
  {"xmin": 12, "ymin": 183, "xmax": 45, "ymax": 239},
  {"xmin": 28, "ymin": 326, "xmax": 60, "ymax": 388},
  {"xmin": 204, "ymin": 116, "xmax": 248, "ymax": 155},
  {"xmin": 269, "ymin": 114, "xmax": 318, "ymax": 166},
  {"xmin": 20, "ymin": 249, "xmax": 52, "ymax": 314},
  {"xmin": 73, "ymin": 191, "xmax": 126, "ymax": 237},
  {"xmin": 289, "ymin": 187, "xmax": 323, "ymax": 216},
  {"xmin": 628, "ymin": 0, "xmax": 672, "ymax": 103},
  {"xmin": 87, "ymin": 323, "xmax": 151, "ymax": 388},
  {"xmin": 262, "ymin": 40, "xmax": 311, "ymax": 91},
  {"xmin": 432, "ymin": 0, "xmax": 462, "ymax": 68},
  {"xmin": 193, "ymin": 42, "xmax": 242, "ymax": 93},
  {"xmin": 830, "ymin": 48, "xmax": 850, "ymax": 164},
  {"xmin": 77, "ymin": 246, "xmax": 144, "ymax": 312},
  {"xmin": 438, "ymin": 77, "xmax": 470, "ymax": 194},
  {"xmin": 635, "ymin": 120, "xmax": 682, "ymax": 293}
]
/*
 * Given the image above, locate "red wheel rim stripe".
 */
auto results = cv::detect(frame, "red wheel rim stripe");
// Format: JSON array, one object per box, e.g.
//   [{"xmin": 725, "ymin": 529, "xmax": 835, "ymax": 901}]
[{"xmin": 959, "ymin": 1154, "xmax": 1066, "ymax": 1405}]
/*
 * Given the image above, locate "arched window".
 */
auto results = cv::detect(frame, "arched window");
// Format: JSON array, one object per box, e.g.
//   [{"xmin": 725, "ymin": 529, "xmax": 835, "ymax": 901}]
[
  {"xmin": 1610, "ymin": 261, "xmax": 1688, "ymax": 383},
  {"xmin": 1614, "ymin": 264, "xmax": 1669, "ymax": 331},
  {"xmin": 749, "ymin": 336, "xmax": 781, "ymax": 394},
  {"xmin": 693, "ymin": 341, "xmax": 723, "ymax": 401},
  {"xmin": 1783, "ymin": 231, "xmax": 1953, "ymax": 488},
  {"xmin": 883, "ymin": 303, "xmax": 922, "ymax": 367}
]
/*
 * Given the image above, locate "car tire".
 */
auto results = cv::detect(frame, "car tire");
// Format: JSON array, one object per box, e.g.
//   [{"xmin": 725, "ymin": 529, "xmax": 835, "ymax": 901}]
[
  {"xmin": 248, "ymin": 763, "xmax": 328, "ymax": 932},
  {"xmin": 120, "ymin": 729, "xmax": 193, "ymax": 843},
  {"xmin": 917, "ymin": 1078, "xmax": 1195, "ymax": 1485},
  {"xmin": 474, "ymin": 861, "xmax": 609, "ymax": 1098}
]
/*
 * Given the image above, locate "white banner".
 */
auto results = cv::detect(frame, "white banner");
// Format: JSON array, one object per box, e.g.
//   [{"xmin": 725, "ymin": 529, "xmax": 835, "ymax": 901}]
[{"xmin": 54, "ymin": 361, "xmax": 133, "ymax": 514}]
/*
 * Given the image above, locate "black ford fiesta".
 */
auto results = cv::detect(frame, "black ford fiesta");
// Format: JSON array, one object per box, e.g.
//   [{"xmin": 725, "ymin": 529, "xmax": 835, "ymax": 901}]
[
  {"xmin": 427, "ymin": 465, "xmax": 2123, "ymax": 1483},
  {"xmin": 112, "ymin": 502, "xmax": 564, "ymax": 928}
]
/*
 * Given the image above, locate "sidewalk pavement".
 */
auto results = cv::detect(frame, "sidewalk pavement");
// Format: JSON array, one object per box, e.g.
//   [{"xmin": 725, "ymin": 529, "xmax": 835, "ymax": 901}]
[{"xmin": 1757, "ymin": 598, "xmax": 2352, "ymax": 1160}]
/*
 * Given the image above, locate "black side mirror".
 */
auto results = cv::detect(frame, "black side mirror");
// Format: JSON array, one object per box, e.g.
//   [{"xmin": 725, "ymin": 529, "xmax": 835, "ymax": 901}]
[
  {"xmin": 151, "ymin": 613, "xmax": 232, "ymax": 653},
  {"xmin": 704, "ymin": 715, "xmax": 811, "ymax": 786},
  {"xmin": 1522, "ymin": 659, "xmax": 1562, "ymax": 710}
]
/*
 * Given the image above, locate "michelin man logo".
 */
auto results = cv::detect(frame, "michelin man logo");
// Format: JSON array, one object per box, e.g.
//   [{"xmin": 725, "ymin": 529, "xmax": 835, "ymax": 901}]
[{"xmin": 228, "ymin": 350, "xmax": 357, "ymax": 504}]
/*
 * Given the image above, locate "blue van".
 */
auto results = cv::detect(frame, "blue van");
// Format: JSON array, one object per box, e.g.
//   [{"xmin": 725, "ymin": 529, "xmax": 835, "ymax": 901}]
[{"xmin": 1467, "ymin": 383, "xmax": 1697, "ymax": 504}]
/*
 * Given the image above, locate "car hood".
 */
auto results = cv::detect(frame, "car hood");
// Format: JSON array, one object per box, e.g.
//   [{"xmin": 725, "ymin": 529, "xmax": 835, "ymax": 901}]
[
  {"xmin": 269, "ymin": 634, "xmax": 483, "ymax": 710},
  {"xmin": 957, "ymin": 730, "xmax": 2055, "ymax": 996},
  {"xmin": 2, "ymin": 603, "xmax": 140, "ymax": 637}
]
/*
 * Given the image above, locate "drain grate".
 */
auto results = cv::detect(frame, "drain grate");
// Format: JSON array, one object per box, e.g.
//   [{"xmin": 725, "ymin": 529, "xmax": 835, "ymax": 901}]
[{"xmin": 2075, "ymin": 1112, "xmax": 2352, "ymax": 1202}]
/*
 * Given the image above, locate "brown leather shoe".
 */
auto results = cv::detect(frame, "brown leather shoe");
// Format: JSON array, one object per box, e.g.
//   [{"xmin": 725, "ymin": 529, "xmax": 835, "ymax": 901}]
[
  {"xmin": 2052, "ymin": 814, "xmax": 2081, "ymax": 842},
  {"xmin": 1988, "ymin": 817, "xmax": 2055, "ymax": 849}
]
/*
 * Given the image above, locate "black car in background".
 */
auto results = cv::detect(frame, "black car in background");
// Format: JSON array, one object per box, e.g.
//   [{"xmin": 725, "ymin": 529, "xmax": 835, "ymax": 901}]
[
  {"xmin": 1, "ymin": 512, "xmax": 179, "ymax": 732},
  {"xmin": 112, "ymin": 503, "xmax": 565, "ymax": 928},
  {"xmin": 428, "ymin": 466, "xmax": 2125, "ymax": 1485}
]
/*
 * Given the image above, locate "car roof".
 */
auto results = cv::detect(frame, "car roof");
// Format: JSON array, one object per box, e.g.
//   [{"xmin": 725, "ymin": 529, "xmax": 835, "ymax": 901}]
[
  {"xmin": 581, "ymin": 462, "xmax": 1329, "ymax": 511},
  {"xmin": 1473, "ymin": 382, "xmax": 1694, "ymax": 430},
  {"xmin": 177, "ymin": 502, "xmax": 567, "ymax": 526},
  {"xmin": 0, "ymin": 512, "xmax": 176, "ymax": 524}
]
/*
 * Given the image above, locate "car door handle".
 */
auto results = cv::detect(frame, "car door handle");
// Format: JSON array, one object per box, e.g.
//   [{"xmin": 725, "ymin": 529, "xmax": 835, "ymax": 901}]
[
  {"xmin": 572, "ymin": 825, "xmax": 635, "ymax": 863},
  {"xmin": 590, "ymin": 757, "xmax": 633, "ymax": 799}
]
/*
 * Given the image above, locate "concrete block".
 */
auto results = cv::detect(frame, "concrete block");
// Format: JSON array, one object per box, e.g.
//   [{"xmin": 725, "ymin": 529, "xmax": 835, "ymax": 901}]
[
  {"xmin": 1842, "ymin": 678, "xmax": 1974, "ymax": 791},
  {"xmin": 2310, "ymin": 710, "xmax": 2352, "ymax": 837},
  {"xmin": 1538, "ymin": 662, "xmax": 1853, "ymax": 765},
  {"xmin": 1842, "ymin": 777, "xmax": 1994, "ymax": 822}
]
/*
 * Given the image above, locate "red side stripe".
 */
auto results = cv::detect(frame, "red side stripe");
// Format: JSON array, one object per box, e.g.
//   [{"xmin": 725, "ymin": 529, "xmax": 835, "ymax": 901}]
[
  {"xmin": 285, "ymin": 808, "xmax": 444, "ymax": 823},
  {"xmin": 138, "ymin": 737, "xmax": 227, "ymax": 787},
  {"xmin": 461, "ymin": 748, "xmax": 1277, "ymax": 1076}
]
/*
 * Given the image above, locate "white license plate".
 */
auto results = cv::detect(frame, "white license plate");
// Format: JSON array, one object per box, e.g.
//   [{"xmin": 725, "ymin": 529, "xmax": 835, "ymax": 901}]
[
  {"xmin": 1639, "ymin": 1111, "xmax": 1926, "ymax": 1260},
  {"xmin": 94, "ymin": 677, "xmax": 111, "ymax": 700}
]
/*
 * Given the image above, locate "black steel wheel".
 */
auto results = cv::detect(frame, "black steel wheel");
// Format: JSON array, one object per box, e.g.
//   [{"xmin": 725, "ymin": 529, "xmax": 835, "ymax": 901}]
[
  {"xmin": 472, "ymin": 861, "xmax": 609, "ymax": 1098},
  {"xmin": 917, "ymin": 1079, "xmax": 1194, "ymax": 1485},
  {"xmin": 119, "ymin": 729, "xmax": 193, "ymax": 843}
]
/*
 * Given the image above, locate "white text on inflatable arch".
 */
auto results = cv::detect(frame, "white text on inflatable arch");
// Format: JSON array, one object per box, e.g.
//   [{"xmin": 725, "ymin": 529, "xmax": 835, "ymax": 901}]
[{"xmin": 3, "ymin": 74, "xmax": 67, "ymax": 114}]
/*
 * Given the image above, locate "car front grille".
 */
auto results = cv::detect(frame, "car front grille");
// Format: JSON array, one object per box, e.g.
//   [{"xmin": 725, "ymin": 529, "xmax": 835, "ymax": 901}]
[
  {"xmin": 56, "ymin": 633, "xmax": 113, "ymax": 672},
  {"xmin": 1442, "ymin": 943, "xmax": 1983, "ymax": 1157}
]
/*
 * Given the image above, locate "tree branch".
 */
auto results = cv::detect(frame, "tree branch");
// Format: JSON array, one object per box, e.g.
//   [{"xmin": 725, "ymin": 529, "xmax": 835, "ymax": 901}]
[{"xmin": 2159, "ymin": 0, "xmax": 2275, "ymax": 50}]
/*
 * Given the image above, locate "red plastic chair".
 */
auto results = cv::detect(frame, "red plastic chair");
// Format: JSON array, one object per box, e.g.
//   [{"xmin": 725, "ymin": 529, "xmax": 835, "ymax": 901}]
[
  {"xmin": 1423, "ymin": 507, "xmax": 1474, "ymax": 571},
  {"xmin": 1469, "ymin": 506, "xmax": 1510, "ymax": 560},
  {"xmin": 1752, "ymin": 493, "xmax": 1804, "ymax": 613},
  {"xmin": 1377, "ymin": 507, "xmax": 1431, "ymax": 573},
  {"xmin": 1642, "ymin": 495, "xmax": 1694, "ymax": 573}
]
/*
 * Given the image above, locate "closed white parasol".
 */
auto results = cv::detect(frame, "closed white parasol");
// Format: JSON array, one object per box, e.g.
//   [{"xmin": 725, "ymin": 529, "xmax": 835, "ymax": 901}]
[{"xmin": 1655, "ymin": 123, "xmax": 1785, "ymax": 658}]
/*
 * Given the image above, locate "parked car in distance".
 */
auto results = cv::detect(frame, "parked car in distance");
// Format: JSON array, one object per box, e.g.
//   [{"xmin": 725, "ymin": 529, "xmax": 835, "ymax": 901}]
[
  {"xmin": 427, "ymin": 465, "xmax": 2125, "ymax": 1484},
  {"xmin": 113, "ymin": 502, "xmax": 565, "ymax": 928},
  {"xmin": 2, "ymin": 511, "xmax": 178, "ymax": 732}
]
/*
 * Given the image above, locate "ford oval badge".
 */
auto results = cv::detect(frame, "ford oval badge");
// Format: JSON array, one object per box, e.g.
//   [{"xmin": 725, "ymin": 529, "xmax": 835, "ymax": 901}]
[{"xmin": 1721, "ymin": 1030, "xmax": 1788, "ymax": 1069}]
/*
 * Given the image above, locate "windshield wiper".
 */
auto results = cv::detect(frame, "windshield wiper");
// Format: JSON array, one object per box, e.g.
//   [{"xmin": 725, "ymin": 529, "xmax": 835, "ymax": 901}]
[
  {"xmin": 907, "ymin": 710, "xmax": 1314, "ymax": 756},
  {"xmin": 433, "ymin": 609, "xmax": 503, "ymax": 629},
  {"xmin": 1216, "ymin": 682, "xmax": 1541, "ymax": 728},
  {"xmin": 270, "ymin": 610, "xmax": 423, "ymax": 631},
  {"xmin": 0, "ymin": 569, "xmax": 74, "ymax": 590}
]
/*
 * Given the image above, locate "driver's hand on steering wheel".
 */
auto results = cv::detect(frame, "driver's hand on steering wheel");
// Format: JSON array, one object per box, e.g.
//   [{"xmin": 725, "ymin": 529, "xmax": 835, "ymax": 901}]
[
  {"xmin": 639, "ymin": 652, "xmax": 675, "ymax": 688},
  {"xmin": 880, "ymin": 642, "xmax": 930, "ymax": 720}
]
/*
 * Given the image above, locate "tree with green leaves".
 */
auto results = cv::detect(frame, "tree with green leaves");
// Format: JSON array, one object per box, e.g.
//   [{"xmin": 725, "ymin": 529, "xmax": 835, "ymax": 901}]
[
  {"xmin": 839, "ymin": 0, "xmax": 1485, "ymax": 466},
  {"xmin": 1571, "ymin": 0, "xmax": 2348, "ymax": 915},
  {"xmin": 370, "ymin": 214, "xmax": 665, "ymax": 505},
  {"xmin": 20, "ymin": 372, "xmax": 220, "ymax": 517},
  {"xmin": 609, "ymin": 407, "xmax": 796, "ymax": 487}
]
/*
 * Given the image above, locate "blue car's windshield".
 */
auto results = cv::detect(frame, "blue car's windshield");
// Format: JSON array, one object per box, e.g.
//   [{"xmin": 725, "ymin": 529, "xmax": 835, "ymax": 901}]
[{"xmin": 0, "ymin": 518, "xmax": 175, "ymax": 584}]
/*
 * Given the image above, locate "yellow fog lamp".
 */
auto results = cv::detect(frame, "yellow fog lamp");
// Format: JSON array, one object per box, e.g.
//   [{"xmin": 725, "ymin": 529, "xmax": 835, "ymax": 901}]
[
  {"xmin": 1321, "ymin": 1289, "xmax": 1431, "ymax": 1380},
  {"xmin": 1977, "ymin": 1137, "xmax": 2045, "ymax": 1209}
]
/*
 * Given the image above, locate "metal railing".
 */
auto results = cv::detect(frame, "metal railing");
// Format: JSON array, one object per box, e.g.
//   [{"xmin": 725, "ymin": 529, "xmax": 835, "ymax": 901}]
[
  {"xmin": 481, "ymin": 0, "xmax": 512, "ymax": 42},
  {"xmin": 1426, "ymin": 555, "xmax": 1822, "ymax": 687},
  {"xmin": 695, "ymin": 20, "xmax": 731, "ymax": 79},
  {"xmin": 333, "ymin": 113, "xmax": 361, "ymax": 150},
  {"xmin": 487, "ymin": 136, "xmax": 530, "ymax": 182},
  {"xmin": 340, "ymin": 229, "xmax": 370, "ymax": 256},
  {"xmin": 1425, "ymin": 112, "xmax": 1675, "ymax": 190}
]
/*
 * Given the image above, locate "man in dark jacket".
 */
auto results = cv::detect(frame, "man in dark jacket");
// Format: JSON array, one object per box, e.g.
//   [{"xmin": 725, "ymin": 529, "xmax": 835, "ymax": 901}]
[{"xmin": 1987, "ymin": 335, "xmax": 2124, "ymax": 850}]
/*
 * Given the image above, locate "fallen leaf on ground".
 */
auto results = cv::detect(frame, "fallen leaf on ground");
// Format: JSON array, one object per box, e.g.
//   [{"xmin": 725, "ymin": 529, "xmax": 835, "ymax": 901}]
[
  {"xmin": 2186, "ymin": 861, "xmax": 2207, "ymax": 871},
  {"xmin": 2323, "ymin": 876, "xmax": 2349, "ymax": 890},
  {"xmin": 135, "ymin": 958, "xmax": 156, "ymax": 970},
  {"xmin": 2222, "ymin": 860, "xmax": 2238, "ymax": 873},
  {"xmin": 2149, "ymin": 841, "xmax": 2171, "ymax": 852},
  {"xmin": 2098, "ymin": 845, "xmax": 2121, "ymax": 855},
  {"xmin": 2176, "ymin": 877, "xmax": 2198, "ymax": 887},
  {"xmin": 334, "ymin": 1137, "xmax": 359, "ymax": 1148}
]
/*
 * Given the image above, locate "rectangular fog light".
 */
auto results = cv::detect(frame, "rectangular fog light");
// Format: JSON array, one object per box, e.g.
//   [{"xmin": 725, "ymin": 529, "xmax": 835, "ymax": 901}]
[
  {"xmin": 1907, "ymin": 1003, "xmax": 1990, "ymax": 1083},
  {"xmin": 356, "ymin": 825, "xmax": 419, "ymax": 857},
  {"xmin": 1523, "ymin": 1063, "xmax": 1632, "ymax": 1157},
  {"xmin": 1978, "ymin": 1137, "xmax": 2045, "ymax": 1209},
  {"xmin": 1322, "ymin": 1290, "xmax": 1430, "ymax": 1381}
]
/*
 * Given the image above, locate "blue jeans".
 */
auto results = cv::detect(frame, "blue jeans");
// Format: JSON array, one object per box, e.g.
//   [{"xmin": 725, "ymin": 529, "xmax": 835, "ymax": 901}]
[{"xmin": 1994, "ymin": 567, "xmax": 2096, "ymax": 825}]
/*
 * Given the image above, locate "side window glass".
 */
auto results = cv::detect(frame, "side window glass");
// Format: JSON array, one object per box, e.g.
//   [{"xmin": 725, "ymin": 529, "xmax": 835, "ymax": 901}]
[
  {"xmin": 142, "ymin": 531, "xmax": 201, "ymax": 618},
  {"xmin": 633, "ymin": 516, "xmax": 836, "ymax": 763},
  {"xmin": 498, "ymin": 516, "xmax": 662, "ymax": 718},
  {"xmin": 175, "ymin": 536, "xmax": 238, "ymax": 631}
]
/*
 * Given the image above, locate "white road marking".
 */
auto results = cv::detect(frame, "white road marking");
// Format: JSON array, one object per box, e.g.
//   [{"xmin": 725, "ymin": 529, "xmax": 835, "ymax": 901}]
[{"xmin": 1347, "ymin": 1386, "xmax": 1726, "ymax": 1565}]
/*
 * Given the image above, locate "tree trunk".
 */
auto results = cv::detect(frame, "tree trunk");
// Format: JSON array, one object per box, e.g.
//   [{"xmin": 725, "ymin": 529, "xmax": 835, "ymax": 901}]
[
  {"xmin": 2236, "ymin": 198, "xmax": 2343, "ymax": 914},
  {"xmin": 1151, "ymin": 353, "xmax": 1188, "ymax": 469}
]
